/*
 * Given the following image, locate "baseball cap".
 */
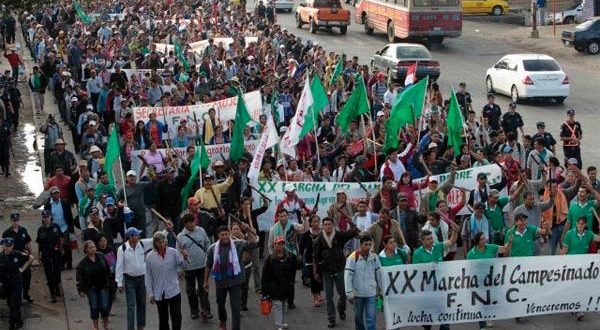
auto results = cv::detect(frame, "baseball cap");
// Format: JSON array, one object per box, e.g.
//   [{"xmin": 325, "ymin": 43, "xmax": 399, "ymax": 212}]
[
  {"xmin": 41, "ymin": 210, "xmax": 51, "ymax": 218},
  {"xmin": 566, "ymin": 109, "xmax": 575, "ymax": 116},
  {"xmin": 377, "ymin": 111, "xmax": 385, "ymax": 117},
  {"xmin": 86, "ymin": 183, "xmax": 96, "ymax": 191},
  {"xmin": 398, "ymin": 193, "xmax": 408, "ymax": 201},
  {"xmin": 71, "ymin": 96, "xmax": 78, "ymax": 102},
  {"xmin": 188, "ymin": 197, "xmax": 200, "ymax": 207},
  {"xmin": 49, "ymin": 186, "xmax": 60, "ymax": 193},
  {"xmin": 86, "ymin": 104, "xmax": 94, "ymax": 110},
  {"xmin": 489, "ymin": 189, "xmax": 500, "ymax": 197},
  {"xmin": 508, "ymin": 102, "xmax": 517, "ymax": 109},
  {"xmin": 1, "ymin": 237, "xmax": 14, "ymax": 246},
  {"xmin": 514, "ymin": 212, "xmax": 528, "ymax": 220},
  {"xmin": 567, "ymin": 158, "xmax": 579, "ymax": 165},
  {"xmin": 54, "ymin": 138, "xmax": 66, "ymax": 145},
  {"xmin": 10, "ymin": 213, "xmax": 19, "ymax": 220},
  {"xmin": 105, "ymin": 197, "xmax": 116, "ymax": 206},
  {"xmin": 125, "ymin": 227, "xmax": 142, "ymax": 237},
  {"xmin": 284, "ymin": 184, "xmax": 296, "ymax": 193},
  {"xmin": 536, "ymin": 121, "xmax": 545, "ymax": 128},
  {"xmin": 428, "ymin": 142, "xmax": 438, "ymax": 149},
  {"xmin": 477, "ymin": 173, "xmax": 487, "ymax": 180},
  {"xmin": 126, "ymin": 170, "xmax": 137, "ymax": 177},
  {"xmin": 214, "ymin": 160, "xmax": 225, "ymax": 167},
  {"xmin": 90, "ymin": 145, "xmax": 101, "ymax": 153},
  {"xmin": 89, "ymin": 207, "xmax": 99, "ymax": 214},
  {"xmin": 274, "ymin": 236, "xmax": 286, "ymax": 245},
  {"xmin": 503, "ymin": 145, "xmax": 513, "ymax": 153},
  {"xmin": 336, "ymin": 189, "xmax": 346, "ymax": 195}
]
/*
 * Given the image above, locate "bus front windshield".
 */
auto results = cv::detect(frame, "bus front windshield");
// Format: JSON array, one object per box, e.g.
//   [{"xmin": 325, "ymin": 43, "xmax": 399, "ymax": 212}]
[{"xmin": 413, "ymin": 0, "xmax": 459, "ymax": 6}]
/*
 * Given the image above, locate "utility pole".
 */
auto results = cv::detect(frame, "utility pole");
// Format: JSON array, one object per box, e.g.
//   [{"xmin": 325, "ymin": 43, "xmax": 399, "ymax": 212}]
[{"xmin": 531, "ymin": 0, "xmax": 539, "ymax": 38}]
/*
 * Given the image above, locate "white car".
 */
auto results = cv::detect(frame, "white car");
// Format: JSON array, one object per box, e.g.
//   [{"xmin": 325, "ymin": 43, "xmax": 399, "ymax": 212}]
[
  {"xmin": 485, "ymin": 54, "xmax": 569, "ymax": 104},
  {"xmin": 273, "ymin": 0, "xmax": 294, "ymax": 12},
  {"xmin": 545, "ymin": 1, "xmax": 583, "ymax": 25}
]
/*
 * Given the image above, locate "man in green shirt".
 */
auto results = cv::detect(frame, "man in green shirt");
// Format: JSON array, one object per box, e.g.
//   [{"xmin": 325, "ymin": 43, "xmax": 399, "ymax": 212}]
[
  {"xmin": 412, "ymin": 221, "xmax": 458, "ymax": 264},
  {"xmin": 564, "ymin": 181, "xmax": 600, "ymax": 235},
  {"xmin": 467, "ymin": 231, "xmax": 513, "ymax": 260},
  {"xmin": 94, "ymin": 171, "xmax": 116, "ymax": 199},
  {"xmin": 561, "ymin": 216, "xmax": 600, "ymax": 255},
  {"xmin": 505, "ymin": 213, "xmax": 550, "ymax": 257},
  {"xmin": 485, "ymin": 187, "xmax": 523, "ymax": 247}
]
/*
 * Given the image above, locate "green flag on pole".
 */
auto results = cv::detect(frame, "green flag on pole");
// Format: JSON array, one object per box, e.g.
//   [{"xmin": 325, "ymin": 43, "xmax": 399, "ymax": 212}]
[
  {"xmin": 230, "ymin": 91, "xmax": 252, "ymax": 162},
  {"xmin": 300, "ymin": 76, "xmax": 328, "ymax": 138},
  {"xmin": 199, "ymin": 139, "xmax": 210, "ymax": 171},
  {"xmin": 103, "ymin": 126, "xmax": 120, "ymax": 186},
  {"xmin": 447, "ymin": 89, "xmax": 465, "ymax": 156},
  {"xmin": 383, "ymin": 76, "xmax": 429, "ymax": 153},
  {"xmin": 335, "ymin": 74, "xmax": 370, "ymax": 134},
  {"xmin": 180, "ymin": 146, "xmax": 201, "ymax": 212},
  {"xmin": 173, "ymin": 39, "xmax": 190, "ymax": 71},
  {"xmin": 329, "ymin": 56, "xmax": 344, "ymax": 86},
  {"xmin": 73, "ymin": 0, "xmax": 91, "ymax": 25}
]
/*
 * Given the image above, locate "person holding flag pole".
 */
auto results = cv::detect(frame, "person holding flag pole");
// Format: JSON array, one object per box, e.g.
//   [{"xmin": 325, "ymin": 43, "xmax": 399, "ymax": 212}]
[{"xmin": 104, "ymin": 123, "xmax": 131, "ymax": 232}]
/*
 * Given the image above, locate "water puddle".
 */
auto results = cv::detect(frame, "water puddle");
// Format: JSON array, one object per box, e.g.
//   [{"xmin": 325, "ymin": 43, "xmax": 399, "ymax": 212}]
[{"xmin": 21, "ymin": 123, "xmax": 44, "ymax": 196}]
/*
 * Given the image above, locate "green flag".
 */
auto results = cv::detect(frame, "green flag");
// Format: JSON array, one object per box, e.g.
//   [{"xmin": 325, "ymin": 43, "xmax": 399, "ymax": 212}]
[
  {"xmin": 180, "ymin": 146, "xmax": 201, "ymax": 212},
  {"xmin": 230, "ymin": 91, "xmax": 252, "ymax": 162},
  {"xmin": 329, "ymin": 56, "xmax": 344, "ymax": 86},
  {"xmin": 335, "ymin": 74, "xmax": 370, "ymax": 134},
  {"xmin": 300, "ymin": 76, "xmax": 328, "ymax": 138},
  {"xmin": 447, "ymin": 89, "xmax": 465, "ymax": 156},
  {"xmin": 103, "ymin": 126, "xmax": 120, "ymax": 186},
  {"xmin": 384, "ymin": 77, "xmax": 428, "ymax": 153},
  {"xmin": 199, "ymin": 139, "xmax": 210, "ymax": 171},
  {"xmin": 73, "ymin": 0, "xmax": 91, "ymax": 25},
  {"xmin": 173, "ymin": 39, "xmax": 190, "ymax": 71}
]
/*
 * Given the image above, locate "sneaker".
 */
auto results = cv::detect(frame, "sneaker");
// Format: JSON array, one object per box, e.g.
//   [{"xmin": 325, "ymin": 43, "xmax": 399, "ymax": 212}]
[
  {"xmin": 191, "ymin": 312, "xmax": 199, "ymax": 320},
  {"xmin": 576, "ymin": 312, "xmax": 585, "ymax": 321},
  {"xmin": 339, "ymin": 311, "xmax": 346, "ymax": 320},
  {"xmin": 276, "ymin": 323, "xmax": 289, "ymax": 329},
  {"xmin": 327, "ymin": 320, "xmax": 336, "ymax": 328}
]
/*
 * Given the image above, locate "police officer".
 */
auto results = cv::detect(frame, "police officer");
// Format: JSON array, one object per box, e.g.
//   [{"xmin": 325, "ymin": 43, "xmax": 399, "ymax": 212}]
[
  {"xmin": 500, "ymin": 102, "xmax": 524, "ymax": 139},
  {"xmin": 560, "ymin": 109, "xmax": 583, "ymax": 168},
  {"xmin": 0, "ymin": 115, "xmax": 11, "ymax": 177},
  {"xmin": 0, "ymin": 237, "xmax": 34, "ymax": 330},
  {"xmin": 2, "ymin": 213, "xmax": 33, "ymax": 303},
  {"xmin": 36, "ymin": 210, "xmax": 63, "ymax": 303},
  {"xmin": 532, "ymin": 121, "xmax": 557, "ymax": 154}
]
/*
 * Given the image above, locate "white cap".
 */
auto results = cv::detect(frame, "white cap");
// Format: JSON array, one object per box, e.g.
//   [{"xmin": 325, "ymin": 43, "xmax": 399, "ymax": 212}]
[
  {"xmin": 70, "ymin": 96, "xmax": 78, "ymax": 102},
  {"xmin": 90, "ymin": 145, "xmax": 101, "ymax": 153},
  {"xmin": 89, "ymin": 120, "xmax": 97, "ymax": 126},
  {"xmin": 428, "ymin": 142, "xmax": 438, "ymax": 149},
  {"xmin": 279, "ymin": 127, "xmax": 288, "ymax": 133},
  {"xmin": 377, "ymin": 111, "xmax": 385, "ymax": 117},
  {"xmin": 284, "ymin": 184, "xmax": 296, "ymax": 193},
  {"xmin": 126, "ymin": 170, "xmax": 137, "ymax": 177},
  {"xmin": 86, "ymin": 104, "xmax": 94, "ymax": 110}
]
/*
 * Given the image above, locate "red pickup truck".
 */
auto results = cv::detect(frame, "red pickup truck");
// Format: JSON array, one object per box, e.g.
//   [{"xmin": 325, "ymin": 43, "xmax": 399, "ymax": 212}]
[{"xmin": 295, "ymin": 0, "xmax": 351, "ymax": 35}]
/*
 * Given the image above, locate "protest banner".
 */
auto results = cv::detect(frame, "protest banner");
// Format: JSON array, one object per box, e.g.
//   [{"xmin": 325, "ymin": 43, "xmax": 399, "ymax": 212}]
[
  {"xmin": 132, "ymin": 90, "xmax": 263, "ymax": 137},
  {"xmin": 380, "ymin": 254, "xmax": 600, "ymax": 328},
  {"xmin": 188, "ymin": 37, "xmax": 258, "ymax": 54},
  {"xmin": 414, "ymin": 164, "xmax": 504, "ymax": 215},
  {"xmin": 129, "ymin": 140, "xmax": 258, "ymax": 175},
  {"xmin": 255, "ymin": 181, "xmax": 381, "ymax": 231}
]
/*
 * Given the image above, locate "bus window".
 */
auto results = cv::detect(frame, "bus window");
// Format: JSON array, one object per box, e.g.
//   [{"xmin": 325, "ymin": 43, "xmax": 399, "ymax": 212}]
[{"xmin": 413, "ymin": 0, "xmax": 458, "ymax": 6}]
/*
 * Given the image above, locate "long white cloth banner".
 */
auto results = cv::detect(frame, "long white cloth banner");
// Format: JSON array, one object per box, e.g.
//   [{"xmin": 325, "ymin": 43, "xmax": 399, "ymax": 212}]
[
  {"xmin": 132, "ymin": 90, "xmax": 263, "ymax": 137},
  {"xmin": 381, "ymin": 254, "xmax": 600, "ymax": 328},
  {"xmin": 414, "ymin": 164, "xmax": 504, "ymax": 215},
  {"xmin": 129, "ymin": 140, "xmax": 258, "ymax": 175},
  {"xmin": 255, "ymin": 181, "xmax": 381, "ymax": 231}
]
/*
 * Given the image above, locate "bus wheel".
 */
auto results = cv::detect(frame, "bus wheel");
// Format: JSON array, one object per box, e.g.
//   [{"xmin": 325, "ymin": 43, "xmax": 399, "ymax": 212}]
[
  {"xmin": 363, "ymin": 14, "xmax": 374, "ymax": 35},
  {"xmin": 340, "ymin": 26, "xmax": 347, "ymax": 35},
  {"xmin": 491, "ymin": 5, "xmax": 503, "ymax": 16},
  {"xmin": 387, "ymin": 22, "xmax": 396, "ymax": 43},
  {"xmin": 428, "ymin": 36, "xmax": 444, "ymax": 45},
  {"xmin": 309, "ymin": 19, "xmax": 318, "ymax": 34}
]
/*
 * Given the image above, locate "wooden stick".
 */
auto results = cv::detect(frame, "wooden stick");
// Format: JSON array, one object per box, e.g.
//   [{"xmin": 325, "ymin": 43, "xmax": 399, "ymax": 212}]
[
  {"xmin": 248, "ymin": 184, "xmax": 273, "ymax": 202},
  {"xmin": 150, "ymin": 208, "xmax": 170, "ymax": 223}
]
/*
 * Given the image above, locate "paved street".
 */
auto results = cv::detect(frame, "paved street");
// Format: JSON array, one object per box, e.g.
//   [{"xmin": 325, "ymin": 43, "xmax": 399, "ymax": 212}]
[{"xmin": 2, "ymin": 7, "xmax": 600, "ymax": 330}]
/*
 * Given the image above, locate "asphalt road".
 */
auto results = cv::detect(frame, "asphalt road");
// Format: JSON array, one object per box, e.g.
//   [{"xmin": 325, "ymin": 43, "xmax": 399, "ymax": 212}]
[{"xmin": 276, "ymin": 8, "xmax": 600, "ymax": 166}]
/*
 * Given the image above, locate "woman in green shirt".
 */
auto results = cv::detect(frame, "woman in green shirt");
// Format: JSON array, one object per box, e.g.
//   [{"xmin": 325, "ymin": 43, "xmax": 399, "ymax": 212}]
[{"xmin": 378, "ymin": 235, "xmax": 410, "ymax": 266}]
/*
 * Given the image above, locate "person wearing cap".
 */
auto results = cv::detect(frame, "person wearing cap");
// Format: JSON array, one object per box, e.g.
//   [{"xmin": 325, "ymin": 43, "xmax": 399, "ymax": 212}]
[
  {"xmin": 371, "ymin": 72, "xmax": 387, "ymax": 114},
  {"xmin": 46, "ymin": 137, "xmax": 77, "ymax": 176},
  {"xmin": 115, "ymin": 227, "xmax": 153, "ymax": 330},
  {"xmin": 419, "ymin": 165, "xmax": 456, "ymax": 217},
  {"xmin": 468, "ymin": 172, "xmax": 507, "ymax": 209},
  {"xmin": 500, "ymin": 144, "xmax": 521, "ymax": 188},
  {"xmin": 0, "ymin": 237, "xmax": 34, "ymax": 330},
  {"xmin": 501, "ymin": 102, "xmax": 524, "ymax": 138},
  {"xmin": 455, "ymin": 82, "xmax": 472, "ymax": 114},
  {"xmin": 78, "ymin": 182, "xmax": 98, "ymax": 229},
  {"xmin": 40, "ymin": 114, "xmax": 63, "ymax": 175},
  {"xmin": 275, "ymin": 183, "xmax": 313, "ymax": 225},
  {"xmin": 204, "ymin": 225, "xmax": 258, "ymax": 330},
  {"xmin": 118, "ymin": 169, "xmax": 152, "ymax": 237},
  {"xmin": 481, "ymin": 93, "xmax": 502, "ymax": 131},
  {"xmin": 29, "ymin": 65, "xmax": 48, "ymax": 114},
  {"xmin": 193, "ymin": 171, "xmax": 235, "ymax": 222},
  {"xmin": 44, "ymin": 165, "xmax": 72, "ymax": 202},
  {"xmin": 262, "ymin": 234, "xmax": 300, "ymax": 330},
  {"xmin": 156, "ymin": 165, "xmax": 186, "ymax": 233},
  {"xmin": 505, "ymin": 212, "xmax": 550, "ymax": 257},
  {"xmin": 83, "ymin": 207, "xmax": 113, "ymax": 246},
  {"xmin": 2, "ymin": 213, "xmax": 33, "ymax": 303},
  {"xmin": 560, "ymin": 109, "xmax": 583, "ymax": 169},
  {"xmin": 44, "ymin": 185, "xmax": 75, "ymax": 270},
  {"xmin": 36, "ymin": 210, "xmax": 63, "ymax": 303},
  {"xmin": 460, "ymin": 202, "xmax": 493, "ymax": 254},
  {"xmin": 532, "ymin": 121, "xmax": 556, "ymax": 154}
]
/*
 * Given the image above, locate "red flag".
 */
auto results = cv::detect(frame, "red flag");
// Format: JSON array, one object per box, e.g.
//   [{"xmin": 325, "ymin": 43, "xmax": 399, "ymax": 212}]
[{"xmin": 404, "ymin": 62, "xmax": 417, "ymax": 87}]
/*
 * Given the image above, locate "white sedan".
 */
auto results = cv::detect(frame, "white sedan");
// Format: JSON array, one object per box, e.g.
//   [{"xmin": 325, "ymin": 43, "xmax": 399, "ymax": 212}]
[{"xmin": 485, "ymin": 54, "xmax": 570, "ymax": 104}]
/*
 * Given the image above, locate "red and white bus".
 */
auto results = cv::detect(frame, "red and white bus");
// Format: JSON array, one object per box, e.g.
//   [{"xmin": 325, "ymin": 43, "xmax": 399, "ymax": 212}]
[{"xmin": 354, "ymin": 0, "xmax": 462, "ymax": 44}]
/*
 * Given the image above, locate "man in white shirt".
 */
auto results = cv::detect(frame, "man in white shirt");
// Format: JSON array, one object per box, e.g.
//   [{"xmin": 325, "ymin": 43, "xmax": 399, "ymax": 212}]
[
  {"xmin": 115, "ymin": 227, "xmax": 153, "ymax": 330},
  {"xmin": 383, "ymin": 82, "xmax": 399, "ymax": 107},
  {"xmin": 379, "ymin": 150, "xmax": 406, "ymax": 182}
]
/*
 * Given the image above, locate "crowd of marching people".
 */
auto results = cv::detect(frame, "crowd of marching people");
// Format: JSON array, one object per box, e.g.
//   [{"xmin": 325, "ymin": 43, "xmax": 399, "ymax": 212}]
[{"xmin": 0, "ymin": 0, "xmax": 599, "ymax": 329}]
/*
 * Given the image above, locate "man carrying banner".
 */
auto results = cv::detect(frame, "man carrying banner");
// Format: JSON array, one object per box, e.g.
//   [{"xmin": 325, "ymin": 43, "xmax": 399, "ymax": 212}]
[{"xmin": 412, "ymin": 221, "xmax": 459, "ymax": 330}]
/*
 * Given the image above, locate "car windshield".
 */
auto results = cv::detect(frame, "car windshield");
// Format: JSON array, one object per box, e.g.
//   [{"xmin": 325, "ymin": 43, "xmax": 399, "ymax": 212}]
[
  {"xmin": 396, "ymin": 47, "xmax": 431, "ymax": 59},
  {"xmin": 567, "ymin": 2, "xmax": 581, "ymax": 10},
  {"xmin": 413, "ymin": 0, "xmax": 459, "ymax": 7},
  {"xmin": 313, "ymin": 0, "xmax": 342, "ymax": 8},
  {"xmin": 522, "ymin": 59, "xmax": 560, "ymax": 72}
]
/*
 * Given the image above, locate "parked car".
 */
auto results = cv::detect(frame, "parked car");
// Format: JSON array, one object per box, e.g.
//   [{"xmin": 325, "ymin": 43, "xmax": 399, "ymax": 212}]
[
  {"xmin": 561, "ymin": 18, "xmax": 600, "ymax": 54},
  {"xmin": 295, "ymin": 0, "xmax": 350, "ymax": 35},
  {"xmin": 370, "ymin": 43, "xmax": 440, "ymax": 85},
  {"xmin": 545, "ymin": 1, "xmax": 583, "ymax": 24},
  {"xmin": 463, "ymin": 0, "xmax": 510, "ymax": 16},
  {"xmin": 274, "ymin": 0, "xmax": 295, "ymax": 12},
  {"xmin": 485, "ymin": 54, "xmax": 569, "ymax": 104}
]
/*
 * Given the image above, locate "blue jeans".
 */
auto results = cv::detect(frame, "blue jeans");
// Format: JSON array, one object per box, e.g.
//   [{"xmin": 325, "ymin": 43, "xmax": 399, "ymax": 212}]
[
  {"xmin": 550, "ymin": 224, "xmax": 565, "ymax": 255},
  {"xmin": 125, "ymin": 275, "xmax": 146, "ymax": 330},
  {"xmin": 354, "ymin": 296, "xmax": 376, "ymax": 330},
  {"xmin": 87, "ymin": 288, "xmax": 109, "ymax": 320}
]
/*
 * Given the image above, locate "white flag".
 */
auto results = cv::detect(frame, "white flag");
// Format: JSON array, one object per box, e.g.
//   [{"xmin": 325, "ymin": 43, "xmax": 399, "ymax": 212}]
[
  {"xmin": 280, "ymin": 75, "xmax": 312, "ymax": 157},
  {"xmin": 248, "ymin": 112, "xmax": 278, "ymax": 182}
]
